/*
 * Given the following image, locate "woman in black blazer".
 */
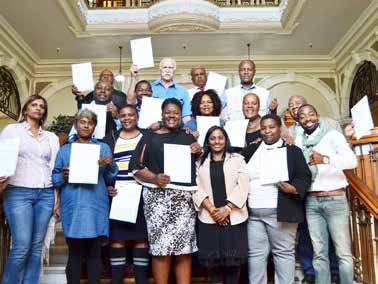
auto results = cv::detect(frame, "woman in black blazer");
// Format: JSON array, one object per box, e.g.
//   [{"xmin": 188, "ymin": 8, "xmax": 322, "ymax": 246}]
[{"xmin": 241, "ymin": 114, "xmax": 312, "ymax": 284}]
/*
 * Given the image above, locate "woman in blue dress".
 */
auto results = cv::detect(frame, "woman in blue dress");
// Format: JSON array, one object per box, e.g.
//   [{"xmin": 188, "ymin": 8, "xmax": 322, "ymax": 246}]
[{"xmin": 52, "ymin": 109, "xmax": 118, "ymax": 284}]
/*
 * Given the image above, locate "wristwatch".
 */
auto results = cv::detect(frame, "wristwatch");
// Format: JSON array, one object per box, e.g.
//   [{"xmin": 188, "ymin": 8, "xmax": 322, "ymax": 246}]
[{"xmin": 322, "ymin": 155, "xmax": 330, "ymax": 164}]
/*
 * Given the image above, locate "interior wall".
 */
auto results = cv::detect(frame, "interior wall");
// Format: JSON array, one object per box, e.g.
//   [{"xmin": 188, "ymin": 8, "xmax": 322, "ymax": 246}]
[
  {"xmin": 269, "ymin": 82, "xmax": 334, "ymax": 118},
  {"xmin": 45, "ymin": 86, "xmax": 77, "ymax": 126}
]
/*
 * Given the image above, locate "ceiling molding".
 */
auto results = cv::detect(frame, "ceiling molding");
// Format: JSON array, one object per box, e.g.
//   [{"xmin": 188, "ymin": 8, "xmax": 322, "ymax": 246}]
[
  {"xmin": 60, "ymin": 0, "xmax": 304, "ymax": 37},
  {"xmin": 0, "ymin": 15, "xmax": 39, "ymax": 76},
  {"xmin": 32, "ymin": 54, "xmax": 335, "ymax": 79},
  {"xmin": 330, "ymin": 0, "xmax": 378, "ymax": 70}
]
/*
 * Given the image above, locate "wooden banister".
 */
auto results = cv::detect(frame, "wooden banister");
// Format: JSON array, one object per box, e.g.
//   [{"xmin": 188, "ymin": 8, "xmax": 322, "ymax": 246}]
[
  {"xmin": 345, "ymin": 127, "xmax": 378, "ymax": 284},
  {"xmin": 344, "ymin": 169, "xmax": 378, "ymax": 219}
]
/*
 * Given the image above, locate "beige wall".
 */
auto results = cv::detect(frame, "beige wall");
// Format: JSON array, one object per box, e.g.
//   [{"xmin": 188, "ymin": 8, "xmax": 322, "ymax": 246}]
[
  {"xmin": 270, "ymin": 82, "xmax": 334, "ymax": 118},
  {"xmin": 45, "ymin": 86, "xmax": 77, "ymax": 126}
]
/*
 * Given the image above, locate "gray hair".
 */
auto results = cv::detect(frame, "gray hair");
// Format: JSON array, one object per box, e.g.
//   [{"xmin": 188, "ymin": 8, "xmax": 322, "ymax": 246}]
[
  {"xmin": 159, "ymin": 57, "xmax": 177, "ymax": 70},
  {"xmin": 74, "ymin": 109, "xmax": 98, "ymax": 126}
]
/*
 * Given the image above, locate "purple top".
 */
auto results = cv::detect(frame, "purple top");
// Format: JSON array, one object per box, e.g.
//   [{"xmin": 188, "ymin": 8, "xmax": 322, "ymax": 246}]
[{"xmin": 0, "ymin": 122, "xmax": 59, "ymax": 188}]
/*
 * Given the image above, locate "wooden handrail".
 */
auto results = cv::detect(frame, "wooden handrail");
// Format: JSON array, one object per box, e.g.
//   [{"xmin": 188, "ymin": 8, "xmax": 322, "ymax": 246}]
[{"xmin": 344, "ymin": 169, "xmax": 378, "ymax": 219}]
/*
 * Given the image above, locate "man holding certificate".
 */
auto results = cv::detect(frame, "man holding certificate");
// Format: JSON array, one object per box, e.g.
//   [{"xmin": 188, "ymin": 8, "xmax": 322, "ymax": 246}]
[
  {"xmin": 151, "ymin": 58, "xmax": 192, "ymax": 123},
  {"xmin": 72, "ymin": 68, "xmax": 126, "ymax": 110},
  {"xmin": 52, "ymin": 109, "xmax": 118, "ymax": 284},
  {"xmin": 241, "ymin": 114, "xmax": 312, "ymax": 284},
  {"xmin": 129, "ymin": 98, "xmax": 202, "ymax": 284}
]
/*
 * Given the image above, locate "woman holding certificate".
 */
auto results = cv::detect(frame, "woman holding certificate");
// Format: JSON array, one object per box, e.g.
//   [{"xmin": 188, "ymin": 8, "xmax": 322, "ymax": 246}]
[
  {"xmin": 103, "ymin": 104, "xmax": 149, "ymax": 284},
  {"xmin": 0, "ymin": 95, "xmax": 59, "ymax": 284},
  {"xmin": 241, "ymin": 114, "xmax": 311, "ymax": 284},
  {"xmin": 193, "ymin": 126, "xmax": 249, "ymax": 284},
  {"xmin": 129, "ymin": 98, "xmax": 202, "ymax": 284},
  {"xmin": 52, "ymin": 109, "xmax": 118, "ymax": 284},
  {"xmin": 184, "ymin": 89, "xmax": 224, "ymax": 134}
]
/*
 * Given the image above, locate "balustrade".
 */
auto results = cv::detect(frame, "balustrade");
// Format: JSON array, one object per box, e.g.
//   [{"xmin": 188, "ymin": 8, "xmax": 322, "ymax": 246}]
[
  {"xmin": 344, "ymin": 127, "xmax": 378, "ymax": 283},
  {"xmin": 85, "ymin": 0, "xmax": 280, "ymax": 8}
]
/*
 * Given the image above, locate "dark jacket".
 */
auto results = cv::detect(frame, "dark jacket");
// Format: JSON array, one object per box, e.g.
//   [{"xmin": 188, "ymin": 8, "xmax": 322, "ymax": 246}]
[{"xmin": 241, "ymin": 141, "xmax": 312, "ymax": 223}]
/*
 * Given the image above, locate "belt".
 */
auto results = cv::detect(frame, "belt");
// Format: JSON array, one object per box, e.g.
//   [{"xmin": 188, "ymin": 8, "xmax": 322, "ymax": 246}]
[{"xmin": 308, "ymin": 188, "xmax": 345, "ymax": 197}]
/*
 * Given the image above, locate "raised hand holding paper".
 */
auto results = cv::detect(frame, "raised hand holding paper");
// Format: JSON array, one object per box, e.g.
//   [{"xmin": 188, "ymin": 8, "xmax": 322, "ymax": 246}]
[
  {"xmin": 71, "ymin": 62, "xmax": 94, "ymax": 92},
  {"xmin": 130, "ymin": 37, "xmax": 154, "ymax": 69},
  {"xmin": 351, "ymin": 95, "xmax": 374, "ymax": 139}
]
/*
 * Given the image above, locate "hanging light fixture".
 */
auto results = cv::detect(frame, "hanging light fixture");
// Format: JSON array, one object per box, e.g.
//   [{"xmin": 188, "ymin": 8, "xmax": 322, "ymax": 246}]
[
  {"xmin": 247, "ymin": 43, "xmax": 251, "ymax": 59},
  {"xmin": 115, "ymin": 46, "xmax": 125, "ymax": 82}
]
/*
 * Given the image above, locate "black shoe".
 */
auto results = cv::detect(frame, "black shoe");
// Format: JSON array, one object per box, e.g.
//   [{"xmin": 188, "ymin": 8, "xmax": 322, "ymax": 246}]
[
  {"xmin": 303, "ymin": 274, "xmax": 315, "ymax": 284},
  {"xmin": 331, "ymin": 274, "xmax": 340, "ymax": 284}
]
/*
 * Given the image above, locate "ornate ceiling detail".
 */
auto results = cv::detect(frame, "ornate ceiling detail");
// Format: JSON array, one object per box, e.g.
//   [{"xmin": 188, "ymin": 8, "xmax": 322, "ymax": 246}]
[{"xmin": 63, "ymin": 0, "xmax": 302, "ymax": 37}]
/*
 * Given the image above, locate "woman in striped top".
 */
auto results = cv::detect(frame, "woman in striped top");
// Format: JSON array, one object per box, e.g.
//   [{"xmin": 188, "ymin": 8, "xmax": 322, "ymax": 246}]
[{"xmin": 103, "ymin": 104, "xmax": 149, "ymax": 284}]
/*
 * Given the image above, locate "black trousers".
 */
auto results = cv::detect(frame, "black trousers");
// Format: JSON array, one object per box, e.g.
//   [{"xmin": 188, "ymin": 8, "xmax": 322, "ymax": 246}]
[
  {"xmin": 208, "ymin": 266, "xmax": 241, "ymax": 284},
  {"xmin": 66, "ymin": 237, "xmax": 102, "ymax": 284}
]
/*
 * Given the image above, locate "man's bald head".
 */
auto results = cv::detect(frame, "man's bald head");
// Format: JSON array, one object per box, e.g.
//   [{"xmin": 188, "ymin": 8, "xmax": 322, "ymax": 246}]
[
  {"xmin": 99, "ymin": 68, "xmax": 115, "ymax": 85},
  {"xmin": 190, "ymin": 66, "xmax": 207, "ymax": 88},
  {"xmin": 288, "ymin": 95, "xmax": 308, "ymax": 121},
  {"xmin": 238, "ymin": 60, "xmax": 256, "ymax": 86}
]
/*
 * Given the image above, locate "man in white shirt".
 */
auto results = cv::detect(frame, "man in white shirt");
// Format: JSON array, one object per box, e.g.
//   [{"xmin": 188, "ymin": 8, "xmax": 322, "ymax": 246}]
[
  {"xmin": 223, "ymin": 60, "xmax": 278, "ymax": 120},
  {"xmin": 287, "ymin": 95, "xmax": 342, "ymax": 284},
  {"xmin": 296, "ymin": 104, "xmax": 357, "ymax": 284}
]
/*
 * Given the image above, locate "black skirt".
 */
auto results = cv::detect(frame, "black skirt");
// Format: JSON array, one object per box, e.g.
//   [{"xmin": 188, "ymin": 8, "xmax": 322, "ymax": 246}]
[
  {"xmin": 197, "ymin": 220, "xmax": 248, "ymax": 268},
  {"xmin": 109, "ymin": 196, "xmax": 148, "ymax": 241}
]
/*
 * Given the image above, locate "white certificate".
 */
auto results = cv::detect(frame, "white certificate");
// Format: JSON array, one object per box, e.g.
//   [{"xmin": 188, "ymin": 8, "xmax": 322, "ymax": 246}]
[
  {"xmin": 226, "ymin": 89, "xmax": 244, "ymax": 121},
  {"xmin": 205, "ymin": 72, "xmax": 228, "ymax": 96},
  {"xmin": 81, "ymin": 103, "xmax": 107, "ymax": 139},
  {"xmin": 68, "ymin": 143, "xmax": 100, "ymax": 184},
  {"xmin": 259, "ymin": 147, "xmax": 289, "ymax": 185},
  {"xmin": 109, "ymin": 181, "xmax": 142, "ymax": 223},
  {"xmin": 71, "ymin": 62, "xmax": 94, "ymax": 92},
  {"xmin": 197, "ymin": 116, "xmax": 220, "ymax": 146},
  {"xmin": 164, "ymin": 144, "xmax": 191, "ymax": 183},
  {"xmin": 351, "ymin": 96, "xmax": 374, "ymax": 140},
  {"xmin": 224, "ymin": 119, "xmax": 249, "ymax": 148},
  {"xmin": 0, "ymin": 138, "xmax": 20, "ymax": 177},
  {"xmin": 138, "ymin": 97, "xmax": 164, "ymax": 128},
  {"xmin": 130, "ymin": 37, "xmax": 154, "ymax": 69}
]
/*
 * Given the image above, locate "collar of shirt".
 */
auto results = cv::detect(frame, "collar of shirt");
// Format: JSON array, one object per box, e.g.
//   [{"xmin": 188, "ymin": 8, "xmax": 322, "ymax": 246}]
[
  {"xmin": 304, "ymin": 126, "xmax": 320, "ymax": 139},
  {"xmin": 90, "ymin": 100, "xmax": 114, "ymax": 105},
  {"xmin": 22, "ymin": 121, "xmax": 44, "ymax": 137},
  {"xmin": 240, "ymin": 83, "xmax": 256, "ymax": 91},
  {"xmin": 261, "ymin": 138, "xmax": 284, "ymax": 151},
  {"xmin": 154, "ymin": 79, "xmax": 177, "ymax": 89}
]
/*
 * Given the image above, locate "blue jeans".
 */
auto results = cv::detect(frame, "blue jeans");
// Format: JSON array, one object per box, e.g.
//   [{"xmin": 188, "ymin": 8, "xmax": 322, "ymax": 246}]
[
  {"xmin": 1, "ymin": 186, "xmax": 55, "ymax": 284},
  {"xmin": 306, "ymin": 194, "xmax": 353, "ymax": 284}
]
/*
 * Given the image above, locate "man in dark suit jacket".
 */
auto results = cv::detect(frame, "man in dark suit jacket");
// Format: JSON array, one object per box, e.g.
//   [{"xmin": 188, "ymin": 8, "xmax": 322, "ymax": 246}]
[{"xmin": 72, "ymin": 68, "xmax": 126, "ymax": 110}]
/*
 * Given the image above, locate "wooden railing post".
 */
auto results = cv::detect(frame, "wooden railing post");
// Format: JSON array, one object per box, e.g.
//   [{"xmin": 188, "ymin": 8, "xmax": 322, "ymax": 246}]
[{"xmin": 345, "ymin": 127, "xmax": 378, "ymax": 283}]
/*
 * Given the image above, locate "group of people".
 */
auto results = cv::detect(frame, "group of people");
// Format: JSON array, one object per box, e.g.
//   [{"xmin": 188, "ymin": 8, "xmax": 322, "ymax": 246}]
[{"xmin": 0, "ymin": 57, "xmax": 358, "ymax": 284}]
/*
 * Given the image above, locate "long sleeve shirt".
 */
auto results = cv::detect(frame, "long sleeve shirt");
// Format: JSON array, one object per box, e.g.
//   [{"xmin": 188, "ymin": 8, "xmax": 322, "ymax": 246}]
[{"xmin": 296, "ymin": 128, "xmax": 357, "ymax": 192}]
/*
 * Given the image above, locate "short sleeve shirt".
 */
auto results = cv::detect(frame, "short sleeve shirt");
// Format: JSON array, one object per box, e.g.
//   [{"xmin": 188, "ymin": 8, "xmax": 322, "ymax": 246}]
[{"xmin": 151, "ymin": 80, "xmax": 192, "ymax": 117}]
